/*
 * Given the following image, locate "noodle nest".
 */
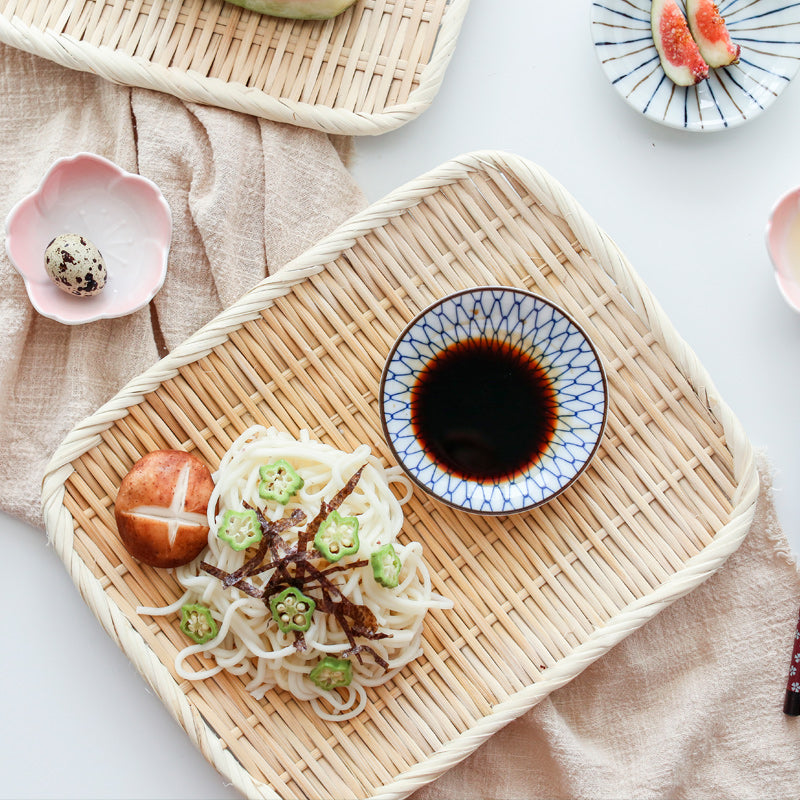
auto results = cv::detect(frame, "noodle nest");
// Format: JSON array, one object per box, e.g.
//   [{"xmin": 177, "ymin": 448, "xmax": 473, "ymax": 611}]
[{"xmin": 139, "ymin": 425, "xmax": 450, "ymax": 721}]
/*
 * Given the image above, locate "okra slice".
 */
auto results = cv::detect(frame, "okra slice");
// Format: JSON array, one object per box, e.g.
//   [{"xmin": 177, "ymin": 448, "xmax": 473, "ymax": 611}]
[
  {"xmin": 269, "ymin": 586, "xmax": 316, "ymax": 633},
  {"xmin": 258, "ymin": 459, "xmax": 304, "ymax": 504},
  {"xmin": 314, "ymin": 509, "xmax": 359, "ymax": 563},
  {"xmin": 370, "ymin": 542, "xmax": 402, "ymax": 588},
  {"xmin": 217, "ymin": 508, "xmax": 262, "ymax": 551},
  {"xmin": 309, "ymin": 656, "xmax": 352, "ymax": 691},
  {"xmin": 180, "ymin": 603, "xmax": 218, "ymax": 644}
]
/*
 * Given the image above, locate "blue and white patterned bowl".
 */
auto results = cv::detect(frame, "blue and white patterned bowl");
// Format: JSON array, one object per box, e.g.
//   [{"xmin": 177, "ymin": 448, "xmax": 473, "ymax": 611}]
[
  {"xmin": 379, "ymin": 287, "xmax": 607, "ymax": 515},
  {"xmin": 591, "ymin": 0, "xmax": 800, "ymax": 132}
]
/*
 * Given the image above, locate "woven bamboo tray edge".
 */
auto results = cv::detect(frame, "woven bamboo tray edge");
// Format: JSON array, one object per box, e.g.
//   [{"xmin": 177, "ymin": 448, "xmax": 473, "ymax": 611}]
[
  {"xmin": 0, "ymin": 0, "xmax": 470, "ymax": 136},
  {"xmin": 40, "ymin": 150, "xmax": 760, "ymax": 799}
]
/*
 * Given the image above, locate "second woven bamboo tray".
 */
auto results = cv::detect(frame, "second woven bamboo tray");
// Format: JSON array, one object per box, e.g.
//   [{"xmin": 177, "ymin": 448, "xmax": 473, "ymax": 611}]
[
  {"xmin": 0, "ymin": 0, "xmax": 468, "ymax": 135},
  {"xmin": 41, "ymin": 151, "xmax": 759, "ymax": 799}
]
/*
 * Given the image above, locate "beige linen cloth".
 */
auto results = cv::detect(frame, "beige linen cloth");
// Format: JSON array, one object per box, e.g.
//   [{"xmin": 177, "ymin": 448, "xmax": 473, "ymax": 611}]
[
  {"xmin": 0, "ymin": 42, "xmax": 365, "ymax": 527},
  {"xmin": 1, "ymin": 43, "xmax": 798, "ymax": 800}
]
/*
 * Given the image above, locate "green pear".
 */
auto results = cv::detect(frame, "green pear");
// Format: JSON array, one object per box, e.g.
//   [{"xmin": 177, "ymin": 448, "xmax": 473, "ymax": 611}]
[{"xmin": 223, "ymin": 0, "xmax": 356, "ymax": 18}]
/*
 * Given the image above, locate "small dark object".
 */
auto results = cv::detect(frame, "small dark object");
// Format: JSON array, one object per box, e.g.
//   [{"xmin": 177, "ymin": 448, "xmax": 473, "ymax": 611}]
[{"xmin": 783, "ymin": 605, "xmax": 800, "ymax": 716}]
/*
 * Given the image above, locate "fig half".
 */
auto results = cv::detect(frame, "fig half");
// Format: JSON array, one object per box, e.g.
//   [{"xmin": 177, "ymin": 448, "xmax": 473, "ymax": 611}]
[
  {"xmin": 651, "ymin": 0, "xmax": 709, "ymax": 86},
  {"xmin": 686, "ymin": 0, "xmax": 740, "ymax": 68},
  {"xmin": 223, "ymin": 0, "xmax": 357, "ymax": 18}
]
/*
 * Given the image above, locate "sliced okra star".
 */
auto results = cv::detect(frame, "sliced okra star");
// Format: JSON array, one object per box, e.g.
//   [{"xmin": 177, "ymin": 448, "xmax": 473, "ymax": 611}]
[
  {"xmin": 314, "ymin": 509, "xmax": 359, "ymax": 563},
  {"xmin": 180, "ymin": 603, "xmax": 218, "ymax": 644},
  {"xmin": 370, "ymin": 542, "xmax": 402, "ymax": 588},
  {"xmin": 258, "ymin": 459, "xmax": 304, "ymax": 505},
  {"xmin": 309, "ymin": 656, "xmax": 353, "ymax": 691},
  {"xmin": 269, "ymin": 586, "xmax": 316, "ymax": 633},
  {"xmin": 217, "ymin": 508, "xmax": 262, "ymax": 551}
]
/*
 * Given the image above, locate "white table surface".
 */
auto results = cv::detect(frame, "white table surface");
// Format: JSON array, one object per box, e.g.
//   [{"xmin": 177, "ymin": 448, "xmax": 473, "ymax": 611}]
[{"xmin": 3, "ymin": 2, "xmax": 799, "ymax": 798}]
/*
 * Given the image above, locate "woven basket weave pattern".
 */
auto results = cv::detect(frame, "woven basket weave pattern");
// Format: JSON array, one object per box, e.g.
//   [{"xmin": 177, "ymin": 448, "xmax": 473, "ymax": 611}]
[
  {"xmin": 42, "ymin": 152, "xmax": 758, "ymax": 800},
  {"xmin": 0, "ymin": 0, "xmax": 468, "ymax": 134}
]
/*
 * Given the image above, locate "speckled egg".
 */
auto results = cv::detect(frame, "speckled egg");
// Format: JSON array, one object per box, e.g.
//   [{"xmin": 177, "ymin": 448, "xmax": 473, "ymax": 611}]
[{"xmin": 44, "ymin": 233, "xmax": 107, "ymax": 297}]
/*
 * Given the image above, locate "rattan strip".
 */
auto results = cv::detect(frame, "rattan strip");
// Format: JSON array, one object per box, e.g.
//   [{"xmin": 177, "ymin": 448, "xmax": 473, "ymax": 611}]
[
  {"xmin": 42, "ymin": 152, "xmax": 759, "ymax": 800},
  {"xmin": 0, "ymin": 0, "xmax": 468, "ymax": 134}
]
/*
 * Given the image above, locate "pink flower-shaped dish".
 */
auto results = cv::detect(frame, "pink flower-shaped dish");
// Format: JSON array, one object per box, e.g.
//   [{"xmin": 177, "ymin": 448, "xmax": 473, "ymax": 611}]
[
  {"xmin": 5, "ymin": 152, "xmax": 171, "ymax": 325},
  {"xmin": 766, "ymin": 185, "xmax": 800, "ymax": 313}
]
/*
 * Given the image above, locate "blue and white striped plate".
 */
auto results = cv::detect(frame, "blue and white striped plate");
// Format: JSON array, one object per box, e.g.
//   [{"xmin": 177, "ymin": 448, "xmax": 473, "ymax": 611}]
[{"xmin": 591, "ymin": 0, "xmax": 800, "ymax": 131}]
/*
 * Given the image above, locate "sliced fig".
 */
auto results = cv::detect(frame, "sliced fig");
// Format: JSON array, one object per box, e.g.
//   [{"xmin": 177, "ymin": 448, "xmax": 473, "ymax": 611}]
[
  {"xmin": 686, "ymin": 0, "xmax": 740, "ymax": 68},
  {"xmin": 223, "ymin": 0, "xmax": 356, "ymax": 18},
  {"xmin": 651, "ymin": 0, "xmax": 709, "ymax": 86}
]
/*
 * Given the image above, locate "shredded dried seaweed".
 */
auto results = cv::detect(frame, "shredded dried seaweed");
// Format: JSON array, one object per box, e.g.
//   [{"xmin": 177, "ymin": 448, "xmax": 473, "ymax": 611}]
[
  {"xmin": 221, "ymin": 507, "xmax": 306, "ymax": 588},
  {"xmin": 200, "ymin": 467, "xmax": 389, "ymax": 670}
]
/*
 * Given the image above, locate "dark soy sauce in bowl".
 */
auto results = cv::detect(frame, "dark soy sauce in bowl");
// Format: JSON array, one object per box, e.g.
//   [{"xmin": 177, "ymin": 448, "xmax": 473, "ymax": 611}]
[{"xmin": 411, "ymin": 338, "xmax": 558, "ymax": 481}]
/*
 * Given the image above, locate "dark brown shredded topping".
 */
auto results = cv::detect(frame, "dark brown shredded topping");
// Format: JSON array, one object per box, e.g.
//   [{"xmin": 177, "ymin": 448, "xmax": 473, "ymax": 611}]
[{"xmin": 200, "ymin": 467, "xmax": 389, "ymax": 670}]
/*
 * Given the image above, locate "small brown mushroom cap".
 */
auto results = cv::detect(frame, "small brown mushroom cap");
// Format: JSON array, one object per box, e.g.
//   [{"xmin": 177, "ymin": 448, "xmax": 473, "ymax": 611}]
[{"xmin": 114, "ymin": 449, "xmax": 215, "ymax": 568}]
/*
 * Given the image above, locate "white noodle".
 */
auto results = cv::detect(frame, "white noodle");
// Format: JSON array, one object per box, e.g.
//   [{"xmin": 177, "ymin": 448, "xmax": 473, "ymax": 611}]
[{"xmin": 140, "ymin": 425, "xmax": 451, "ymax": 721}]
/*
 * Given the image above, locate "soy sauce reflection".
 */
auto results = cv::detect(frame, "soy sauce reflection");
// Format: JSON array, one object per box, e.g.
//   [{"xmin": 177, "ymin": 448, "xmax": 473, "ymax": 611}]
[{"xmin": 410, "ymin": 337, "xmax": 558, "ymax": 482}]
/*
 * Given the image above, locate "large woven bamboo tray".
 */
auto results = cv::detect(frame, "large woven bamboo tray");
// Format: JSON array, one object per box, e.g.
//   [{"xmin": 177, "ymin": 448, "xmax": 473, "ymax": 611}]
[
  {"xmin": 0, "ymin": 0, "xmax": 468, "ymax": 135},
  {"xmin": 41, "ymin": 151, "xmax": 759, "ymax": 800}
]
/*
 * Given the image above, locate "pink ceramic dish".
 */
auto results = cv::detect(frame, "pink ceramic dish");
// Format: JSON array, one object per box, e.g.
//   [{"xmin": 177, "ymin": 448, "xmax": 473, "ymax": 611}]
[
  {"xmin": 5, "ymin": 152, "xmax": 171, "ymax": 325},
  {"xmin": 766, "ymin": 185, "xmax": 800, "ymax": 313}
]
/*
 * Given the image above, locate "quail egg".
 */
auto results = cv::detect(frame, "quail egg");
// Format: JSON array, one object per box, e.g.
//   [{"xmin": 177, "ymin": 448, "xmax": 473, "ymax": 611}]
[{"xmin": 44, "ymin": 233, "xmax": 107, "ymax": 297}]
